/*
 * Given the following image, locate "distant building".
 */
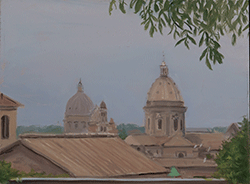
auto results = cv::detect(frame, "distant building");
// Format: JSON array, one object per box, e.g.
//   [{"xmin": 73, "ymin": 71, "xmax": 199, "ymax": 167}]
[
  {"xmin": 125, "ymin": 62, "xmax": 226, "ymax": 178},
  {"xmin": 144, "ymin": 61, "xmax": 187, "ymax": 137},
  {"xmin": 224, "ymin": 123, "xmax": 240, "ymax": 139},
  {"xmin": 186, "ymin": 128, "xmax": 212, "ymax": 133},
  {"xmin": 0, "ymin": 93, "xmax": 23, "ymax": 148},
  {"xmin": 64, "ymin": 80, "xmax": 118, "ymax": 134}
]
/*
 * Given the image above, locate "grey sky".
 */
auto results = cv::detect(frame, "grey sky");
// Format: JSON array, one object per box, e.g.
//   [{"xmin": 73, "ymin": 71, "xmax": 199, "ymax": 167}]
[{"xmin": 0, "ymin": 0, "xmax": 248, "ymax": 128}]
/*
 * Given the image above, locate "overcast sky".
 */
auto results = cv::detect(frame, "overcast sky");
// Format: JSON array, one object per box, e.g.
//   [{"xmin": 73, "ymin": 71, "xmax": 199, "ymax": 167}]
[{"xmin": 0, "ymin": 0, "xmax": 248, "ymax": 128}]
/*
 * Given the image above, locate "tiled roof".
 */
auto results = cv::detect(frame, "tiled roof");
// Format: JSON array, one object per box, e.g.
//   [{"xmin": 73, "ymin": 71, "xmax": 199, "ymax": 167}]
[
  {"xmin": 125, "ymin": 134, "xmax": 159, "ymax": 146},
  {"xmin": 163, "ymin": 134, "xmax": 194, "ymax": 147},
  {"xmin": 0, "ymin": 93, "xmax": 24, "ymax": 108},
  {"xmin": 1, "ymin": 134, "xmax": 167, "ymax": 177},
  {"xmin": 185, "ymin": 133, "xmax": 225, "ymax": 150},
  {"xmin": 125, "ymin": 133, "xmax": 193, "ymax": 147}
]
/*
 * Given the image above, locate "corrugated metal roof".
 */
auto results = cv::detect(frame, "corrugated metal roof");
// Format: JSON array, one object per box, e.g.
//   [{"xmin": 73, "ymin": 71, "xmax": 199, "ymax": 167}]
[{"xmin": 17, "ymin": 135, "xmax": 167, "ymax": 177}]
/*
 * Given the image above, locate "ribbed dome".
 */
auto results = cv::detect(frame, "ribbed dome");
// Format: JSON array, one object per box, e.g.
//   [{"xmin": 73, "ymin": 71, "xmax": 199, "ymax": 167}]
[
  {"xmin": 147, "ymin": 62, "xmax": 183, "ymax": 102},
  {"xmin": 65, "ymin": 81, "xmax": 94, "ymax": 116}
]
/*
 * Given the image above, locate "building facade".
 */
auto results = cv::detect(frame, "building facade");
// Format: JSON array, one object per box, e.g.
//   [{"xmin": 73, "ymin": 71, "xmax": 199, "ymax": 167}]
[{"xmin": 64, "ymin": 80, "xmax": 118, "ymax": 134}]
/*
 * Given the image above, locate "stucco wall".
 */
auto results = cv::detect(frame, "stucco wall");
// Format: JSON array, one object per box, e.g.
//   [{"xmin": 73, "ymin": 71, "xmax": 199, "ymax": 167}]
[{"xmin": 0, "ymin": 109, "xmax": 17, "ymax": 148}]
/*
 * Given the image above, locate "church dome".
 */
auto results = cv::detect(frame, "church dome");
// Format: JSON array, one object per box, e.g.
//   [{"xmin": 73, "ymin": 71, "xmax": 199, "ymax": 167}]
[
  {"xmin": 65, "ymin": 80, "xmax": 94, "ymax": 116},
  {"xmin": 147, "ymin": 62, "xmax": 183, "ymax": 102}
]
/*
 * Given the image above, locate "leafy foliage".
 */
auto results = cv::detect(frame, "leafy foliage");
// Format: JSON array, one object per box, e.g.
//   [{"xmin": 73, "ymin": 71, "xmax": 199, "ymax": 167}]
[
  {"xmin": 0, "ymin": 160, "xmax": 20, "ymax": 184},
  {"xmin": 109, "ymin": 0, "xmax": 249, "ymax": 70},
  {"xmin": 16, "ymin": 125, "xmax": 64, "ymax": 138},
  {"xmin": 207, "ymin": 126, "xmax": 228, "ymax": 133},
  {"xmin": 211, "ymin": 126, "xmax": 228, "ymax": 133},
  {"xmin": 118, "ymin": 128, "xmax": 128, "ymax": 140},
  {"xmin": 117, "ymin": 123, "xmax": 145, "ymax": 135},
  {"xmin": 0, "ymin": 160, "xmax": 69, "ymax": 184},
  {"xmin": 213, "ymin": 117, "xmax": 250, "ymax": 184}
]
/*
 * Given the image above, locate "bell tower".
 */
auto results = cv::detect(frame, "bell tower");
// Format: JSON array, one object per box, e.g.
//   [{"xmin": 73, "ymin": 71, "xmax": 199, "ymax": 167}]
[{"xmin": 0, "ymin": 93, "xmax": 24, "ymax": 148}]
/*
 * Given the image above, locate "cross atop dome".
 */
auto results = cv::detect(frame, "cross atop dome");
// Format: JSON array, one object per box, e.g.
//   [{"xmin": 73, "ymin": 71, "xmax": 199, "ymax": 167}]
[
  {"xmin": 160, "ymin": 61, "xmax": 168, "ymax": 77},
  {"xmin": 78, "ymin": 78, "xmax": 83, "ymax": 92}
]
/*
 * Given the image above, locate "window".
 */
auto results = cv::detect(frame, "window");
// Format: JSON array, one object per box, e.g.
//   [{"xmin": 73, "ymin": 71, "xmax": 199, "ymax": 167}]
[
  {"xmin": 104, "ymin": 127, "xmax": 107, "ymax": 132},
  {"xmin": 68, "ymin": 121, "xmax": 72, "ymax": 128},
  {"xmin": 178, "ymin": 152, "xmax": 184, "ymax": 158},
  {"xmin": 81, "ymin": 121, "xmax": 86, "ymax": 128},
  {"xmin": 1, "ymin": 116, "xmax": 9, "ymax": 139},
  {"xmin": 74, "ymin": 121, "xmax": 78, "ymax": 129},
  {"xmin": 148, "ymin": 118, "xmax": 150, "ymax": 129},
  {"xmin": 100, "ymin": 126, "xmax": 103, "ymax": 132},
  {"xmin": 180, "ymin": 120, "xmax": 183, "ymax": 130},
  {"xmin": 174, "ymin": 119, "xmax": 178, "ymax": 131},
  {"xmin": 158, "ymin": 119, "xmax": 162, "ymax": 129}
]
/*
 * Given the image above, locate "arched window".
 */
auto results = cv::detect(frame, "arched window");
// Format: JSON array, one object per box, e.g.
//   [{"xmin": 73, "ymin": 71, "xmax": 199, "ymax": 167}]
[
  {"xmin": 1, "ymin": 116, "xmax": 9, "ymax": 139},
  {"xmin": 174, "ymin": 119, "xmax": 178, "ymax": 131},
  {"xmin": 158, "ymin": 119, "xmax": 162, "ymax": 129},
  {"xmin": 100, "ymin": 126, "xmax": 103, "ymax": 132},
  {"xmin": 148, "ymin": 118, "xmax": 150, "ymax": 129},
  {"xmin": 74, "ymin": 121, "xmax": 78, "ymax": 129},
  {"xmin": 81, "ymin": 121, "xmax": 86, "ymax": 128},
  {"xmin": 68, "ymin": 121, "xmax": 72, "ymax": 129},
  {"xmin": 104, "ymin": 127, "xmax": 107, "ymax": 132},
  {"xmin": 180, "ymin": 120, "xmax": 183, "ymax": 130},
  {"xmin": 178, "ymin": 152, "xmax": 184, "ymax": 158}
]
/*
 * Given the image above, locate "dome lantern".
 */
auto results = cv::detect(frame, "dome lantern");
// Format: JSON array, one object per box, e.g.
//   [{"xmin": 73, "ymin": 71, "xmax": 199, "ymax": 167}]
[
  {"xmin": 160, "ymin": 61, "xmax": 168, "ymax": 77},
  {"xmin": 78, "ymin": 79, "xmax": 83, "ymax": 92}
]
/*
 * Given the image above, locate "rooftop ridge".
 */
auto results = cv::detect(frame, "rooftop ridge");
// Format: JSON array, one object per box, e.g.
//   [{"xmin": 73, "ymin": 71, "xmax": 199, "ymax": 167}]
[{"xmin": 19, "ymin": 133, "xmax": 118, "ymax": 139}]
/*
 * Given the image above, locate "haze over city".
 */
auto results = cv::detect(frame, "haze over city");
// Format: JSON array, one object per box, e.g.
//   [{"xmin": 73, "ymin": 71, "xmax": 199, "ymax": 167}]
[{"xmin": 0, "ymin": 0, "xmax": 248, "ymax": 128}]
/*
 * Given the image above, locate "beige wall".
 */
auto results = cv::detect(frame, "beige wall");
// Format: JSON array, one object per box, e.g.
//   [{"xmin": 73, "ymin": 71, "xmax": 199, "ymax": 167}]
[
  {"xmin": 144, "ymin": 101, "xmax": 186, "ymax": 137},
  {"xmin": 162, "ymin": 147, "xmax": 196, "ymax": 158},
  {"xmin": 0, "ymin": 109, "xmax": 17, "ymax": 148},
  {"xmin": 64, "ymin": 115, "xmax": 90, "ymax": 133}
]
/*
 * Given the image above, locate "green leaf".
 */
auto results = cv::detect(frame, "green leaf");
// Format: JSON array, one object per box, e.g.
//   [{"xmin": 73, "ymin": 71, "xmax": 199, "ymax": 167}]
[
  {"xmin": 200, "ymin": 48, "xmax": 208, "ymax": 61},
  {"xmin": 231, "ymin": 33, "xmax": 236, "ymax": 45},
  {"xmin": 175, "ymin": 38, "xmax": 185, "ymax": 47},
  {"xmin": 149, "ymin": 25, "xmax": 154, "ymax": 37},
  {"xmin": 135, "ymin": 0, "xmax": 143, "ymax": 13},
  {"xmin": 187, "ymin": 34, "xmax": 196, "ymax": 45},
  {"xmin": 203, "ymin": 9, "xmax": 208, "ymax": 21},
  {"xmin": 160, "ymin": 18, "xmax": 166, "ymax": 27},
  {"xmin": 184, "ymin": 40, "xmax": 190, "ymax": 49},
  {"xmin": 154, "ymin": 3, "xmax": 159, "ymax": 12},
  {"xmin": 199, "ymin": 32, "xmax": 205, "ymax": 47},
  {"xmin": 237, "ymin": 25, "xmax": 242, "ymax": 36},
  {"xmin": 151, "ymin": 15, "xmax": 158, "ymax": 22},
  {"xmin": 144, "ymin": 20, "xmax": 150, "ymax": 30},
  {"xmin": 242, "ymin": 24, "xmax": 249, "ymax": 31},
  {"xmin": 119, "ymin": 1, "xmax": 126, "ymax": 14},
  {"xmin": 129, "ymin": 0, "xmax": 137, "ymax": 9},
  {"xmin": 206, "ymin": 54, "xmax": 212, "ymax": 70},
  {"xmin": 109, "ymin": 0, "xmax": 117, "ymax": 15}
]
